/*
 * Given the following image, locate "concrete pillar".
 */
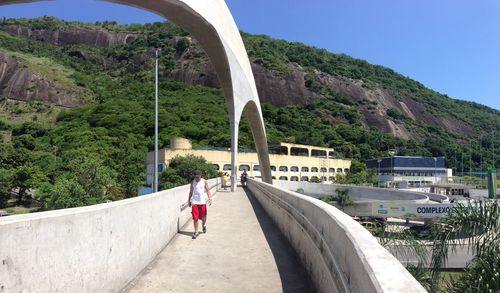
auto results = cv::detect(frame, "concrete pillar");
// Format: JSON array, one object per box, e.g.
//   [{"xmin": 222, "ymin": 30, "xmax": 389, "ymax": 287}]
[
  {"xmin": 230, "ymin": 118, "xmax": 239, "ymax": 192},
  {"xmin": 243, "ymin": 101, "xmax": 272, "ymax": 184}
]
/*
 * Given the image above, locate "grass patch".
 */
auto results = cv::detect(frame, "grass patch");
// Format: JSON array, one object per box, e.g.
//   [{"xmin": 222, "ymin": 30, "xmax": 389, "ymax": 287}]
[
  {"xmin": 0, "ymin": 42, "xmax": 94, "ymax": 103},
  {"xmin": 0, "ymin": 45, "xmax": 76, "ymax": 87},
  {"xmin": 3, "ymin": 199, "xmax": 41, "ymax": 215},
  {"xmin": 439, "ymin": 270, "xmax": 465, "ymax": 291},
  {"xmin": 0, "ymin": 99, "xmax": 62, "ymax": 125},
  {"xmin": 4, "ymin": 205, "xmax": 40, "ymax": 215}
]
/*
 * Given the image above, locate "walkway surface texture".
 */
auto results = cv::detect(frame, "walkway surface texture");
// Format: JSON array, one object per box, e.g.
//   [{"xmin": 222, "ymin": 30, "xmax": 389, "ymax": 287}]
[{"xmin": 123, "ymin": 187, "xmax": 314, "ymax": 293}]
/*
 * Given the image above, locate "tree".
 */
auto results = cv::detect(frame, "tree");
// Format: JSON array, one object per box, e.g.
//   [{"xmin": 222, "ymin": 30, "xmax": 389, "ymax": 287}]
[
  {"xmin": 334, "ymin": 188, "xmax": 353, "ymax": 211},
  {"xmin": 0, "ymin": 168, "xmax": 13, "ymax": 207},
  {"xmin": 67, "ymin": 154, "xmax": 117, "ymax": 202},
  {"xmin": 12, "ymin": 165, "xmax": 47, "ymax": 204},
  {"xmin": 430, "ymin": 199, "xmax": 500, "ymax": 292},
  {"xmin": 36, "ymin": 175, "xmax": 89, "ymax": 209},
  {"xmin": 159, "ymin": 155, "xmax": 218, "ymax": 190},
  {"xmin": 333, "ymin": 160, "xmax": 375, "ymax": 185},
  {"xmin": 175, "ymin": 37, "xmax": 190, "ymax": 54},
  {"xmin": 321, "ymin": 188, "xmax": 354, "ymax": 211}
]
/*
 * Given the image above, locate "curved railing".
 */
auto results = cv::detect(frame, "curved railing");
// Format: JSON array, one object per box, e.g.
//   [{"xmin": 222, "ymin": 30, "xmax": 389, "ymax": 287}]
[{"xmin": 247, "ymin": 179, "xmax": 426, "ymax": 293}]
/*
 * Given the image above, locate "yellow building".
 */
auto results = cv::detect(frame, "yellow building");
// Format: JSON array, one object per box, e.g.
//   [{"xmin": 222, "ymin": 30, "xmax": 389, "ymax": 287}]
[{"xmin": 146, "ymin": 138, "xmax": 351, "ymax": 185}]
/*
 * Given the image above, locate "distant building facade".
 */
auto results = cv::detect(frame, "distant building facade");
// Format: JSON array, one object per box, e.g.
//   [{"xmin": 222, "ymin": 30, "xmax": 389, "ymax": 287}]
[
  {"xmin": 147, "ymin": 138, "xmax": 351, "ymax": 186},
  {"xmin": 366, "ymin": 156, "xmax": 447, "ymax": 188}
]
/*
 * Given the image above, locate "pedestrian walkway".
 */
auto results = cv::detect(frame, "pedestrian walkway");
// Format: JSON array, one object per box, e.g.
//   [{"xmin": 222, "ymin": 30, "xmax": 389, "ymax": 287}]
[{"xmin": 122, "ymin": 187, "xmax": 313, "ymax": 293}]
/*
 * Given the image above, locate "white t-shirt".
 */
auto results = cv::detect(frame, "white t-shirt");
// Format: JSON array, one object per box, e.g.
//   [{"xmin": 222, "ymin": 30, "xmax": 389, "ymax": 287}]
[{"xmin": 191, "ymin": 179, "xmax": 207, "ymax": 205}]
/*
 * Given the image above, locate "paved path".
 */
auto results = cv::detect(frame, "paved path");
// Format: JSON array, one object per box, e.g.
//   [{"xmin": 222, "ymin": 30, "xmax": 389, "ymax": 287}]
[{"xmin": 122, "ymin": 187, "xmax": 313, "ymax": 293}]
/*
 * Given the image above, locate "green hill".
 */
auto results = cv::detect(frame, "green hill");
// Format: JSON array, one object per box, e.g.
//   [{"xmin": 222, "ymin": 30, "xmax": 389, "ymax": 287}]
[{"xmin": 0, "ymin": 17, "xmax": 498, "ymax": 209}]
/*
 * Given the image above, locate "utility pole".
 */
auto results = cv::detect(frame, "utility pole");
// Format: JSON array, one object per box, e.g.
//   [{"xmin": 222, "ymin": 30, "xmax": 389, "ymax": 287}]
[
  {"xmin": 461, "ymin": 151, "xmax": 464, "ymax": 177},
  {"xmin": 480, "ymin": 133, "xmax": 483, "ymax": 178},
  {"xmin": 377, "ymin": 158, "xmax": 382, "ymax": 188},
  {"xmin": 469, "ymin": 140, "xmax": 473, "ymax": 176},
  {"xmin": 154, "ymin": 49, "xmax": 159, "ymax": 193},
  {"xmin": 433, "ymin": 157, "xmax": 438, "ymax": 184},
  {"xmin": 493, "ymin": 130, "xmax": 496, "ymax": 168}
]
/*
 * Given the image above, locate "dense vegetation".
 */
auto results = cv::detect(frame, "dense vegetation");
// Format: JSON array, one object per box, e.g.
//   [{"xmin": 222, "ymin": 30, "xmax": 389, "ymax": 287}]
[
  {"xmin": 159, "ymin": 155, "xmax": 219, "ymax": 190},
  {"xmin": 0, "ymin": 17, "xmax": 498, "ymax": 211}
]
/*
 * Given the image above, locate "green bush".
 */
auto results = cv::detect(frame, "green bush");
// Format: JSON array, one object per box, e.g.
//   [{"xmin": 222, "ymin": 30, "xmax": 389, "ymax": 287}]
[
  {"xmin": 159, "ymin": 155, "xmax": 218, "ymax": 190},
  {"xmin": 386, "ymin": 108, "xmax": 406, "ymax": 121}
]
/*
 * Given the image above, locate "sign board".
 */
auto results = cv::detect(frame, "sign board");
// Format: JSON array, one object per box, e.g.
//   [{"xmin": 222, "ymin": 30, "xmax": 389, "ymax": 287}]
[{"xmin": 371, "ymin": 202, "xmax": 454, "ymax": 218}]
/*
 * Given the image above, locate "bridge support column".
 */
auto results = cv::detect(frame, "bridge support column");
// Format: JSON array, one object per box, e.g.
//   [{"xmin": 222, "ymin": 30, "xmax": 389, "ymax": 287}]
[{"xmin": 230, "ymin": 118, "xmax": 239, "ymax": 192}]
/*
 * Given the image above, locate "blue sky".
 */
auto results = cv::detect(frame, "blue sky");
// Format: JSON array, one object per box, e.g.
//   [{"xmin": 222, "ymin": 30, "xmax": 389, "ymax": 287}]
[{"xmin": 0, "ymin": 0, "xmax": 498, "ymax": 110}]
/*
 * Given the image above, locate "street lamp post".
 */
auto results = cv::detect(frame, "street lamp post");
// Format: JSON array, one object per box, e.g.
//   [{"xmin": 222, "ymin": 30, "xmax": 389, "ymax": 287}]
[
  {"xmin": 377, "ymin": 158, "xmax": 382, "ymax": 188},
  {"xmin": 388, "ymin": 151, "xmax": 396, "ymax": 188},
  {"xmin": 433, "ymin": 157, "xmax": 437, "ymax": 184},
  {"xmin": 154, "ymin": 49, "xmax": 160, "ymax": 193}
]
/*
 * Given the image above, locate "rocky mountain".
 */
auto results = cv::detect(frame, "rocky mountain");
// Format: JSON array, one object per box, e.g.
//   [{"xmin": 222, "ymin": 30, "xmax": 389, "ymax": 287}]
[
  {"xmin": 0, "ymin": 17, "xmax": 498, "ymax": 169},
  {"xmin": 1, "ymin": 18, "xmax": 494, "ymax": 143},
  {"xmin": 0, "ymin": 51, "xmax": 90, "ymax": 108}
]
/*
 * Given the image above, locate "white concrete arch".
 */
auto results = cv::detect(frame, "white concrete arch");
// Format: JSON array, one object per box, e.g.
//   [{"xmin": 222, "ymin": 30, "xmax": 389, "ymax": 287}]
[{"xmin": 0, "ymin": 0, "xmax": 273, "ymax": 189}]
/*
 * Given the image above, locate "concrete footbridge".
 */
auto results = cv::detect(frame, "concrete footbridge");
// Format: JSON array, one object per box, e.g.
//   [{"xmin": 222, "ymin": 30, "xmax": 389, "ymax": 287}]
[
  {"xmin": 0, "ymin": 179, "xmax": 426, "ymax": 292},
  {"xmin": 0, "ymin": 1, "xmax": 426, "ymax": 292}
]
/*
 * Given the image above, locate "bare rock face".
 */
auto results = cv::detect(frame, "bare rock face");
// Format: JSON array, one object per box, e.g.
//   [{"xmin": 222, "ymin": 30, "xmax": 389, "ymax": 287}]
[
  {"xmin": 168, "ymin": 49, "xmax": 221, "ymax": 89},
  {"xmin": 313, "ymin": 72, "xmax": 473, "ymax": 139},
  {"xmin": 3, "ymin": 26, "xmax": 141, "ymax": 47},
  {"xmin": 251, "ymin": 63, "xmax": 321, "ymax": 106},
  {"xmin": 0, "ymin": 52, "xmax": 86, "ymax": 107},
  {"xmin": 168, "ymin": 49, "xmax": 320, "ymax": 106}
]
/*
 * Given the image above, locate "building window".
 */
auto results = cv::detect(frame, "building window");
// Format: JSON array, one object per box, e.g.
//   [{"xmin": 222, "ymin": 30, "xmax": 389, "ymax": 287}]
[
  {"xmin": 211, "ymin": 164, "xmax": 220, "ymax": 171},
  {"xmin": 329, "ymin": 168, "xmax": 335, "ymax": 173},
  {"xmin": 291, "ymin": 166, "xmax": 299, "ymax": 172},
  {"xmin": 290, "ymin": 176, "xmax": 299, "ymax": 181},
  {"xmin": 344, "ymin": 168, "xmax": 350, "ymax": 174},
  {"xmin": 337, "ymin": 168, "xmax": 343, "ymax": 173},
  {"xmin": 272, "ymin": 176, "xmax": 276, "ymax": 180},
  {"xmin": 301, "ymin": 167, "xmax": 309, "ymax": 172},
  {"xmin": 279, "ymin": 176, "xmax": 288, "ymax": 181},
  {"xmin": 270, "ymin": 165, "xmax": 277, "ymax": 171},
  {"xmin": 253, "ymin": 165, "xmax": 260, "ymax": 171},
  {"xmin": 300, "ymin": 176, "xmax": 309, "ymax": 182},
  {"xmin": 311, "ymin": 176, "xmax": 319, "ymax": 182},
  {"xmin": 320, "ymin": 167, "xmax": 327, "ymax": 173},
  {"xmin": 328, "ymin": 176, "xmax": 335, "ymax": 181},
  {"xmin": 223, "ymin": 164, "xmax": 232, "ymax": 171},
  {"xmin": 239, "ymin": 165, "xmax": 250, "ymax": 171},
  {"xmin": 311, "ymin": 167, "xmax": 318, "ymax": 172},
  {"xmin": 290, "ymin": 147, "xmax": 309, "ymax": 157},
  {"xmin": 311, "ymin": 149, "xmax": 327, "ymax": 158},
  {"xmin": 279, "ymin": 166, "xmax": 288, "ymax": 172},
  {"xmin": 321, "ymin": 176, "xmax": 327, "ymax": 182},
  {"xmin": 268, "ymin": 146, "xmax": 288, "ymax": 155}
]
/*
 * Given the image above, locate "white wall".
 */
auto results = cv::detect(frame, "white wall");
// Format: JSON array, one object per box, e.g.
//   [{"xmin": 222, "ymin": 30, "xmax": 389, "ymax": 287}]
[
  {"xmin": 0, "ymin": 179, "xmax": 219, "ymax": 293},
  {"xmin": 247, "ymin": 179, "xmax": 426, "ymax": 293}
]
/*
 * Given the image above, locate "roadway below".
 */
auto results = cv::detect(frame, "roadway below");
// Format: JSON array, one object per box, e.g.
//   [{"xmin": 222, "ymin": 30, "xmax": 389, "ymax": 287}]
[{"xmin": 122, "ymin": 186, "xmax": 314, "ymax": 293}]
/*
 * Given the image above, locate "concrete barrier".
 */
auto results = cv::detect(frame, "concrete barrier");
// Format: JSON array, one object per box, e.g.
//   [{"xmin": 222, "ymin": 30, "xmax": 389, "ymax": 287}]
[
  {"xmin": 0, "ymin": 179, "xmax": 220, "ymax": 293},
  {"xmin": 272, "ymin": 180, "xmax": 429, "ymax": 203},
  {"xmin": 247, "ymin": 179, "xmax": 426, "ymax": 293},
  {"xmin": 424, "ymin": 192, "xmax": 450, "ymax": 203}
]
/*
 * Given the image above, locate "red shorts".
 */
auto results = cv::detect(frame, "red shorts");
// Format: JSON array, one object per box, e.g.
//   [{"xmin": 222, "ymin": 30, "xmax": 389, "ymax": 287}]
[{"xmin": 191, "ymin": 204, "xmax": 207, "ymax": 221}]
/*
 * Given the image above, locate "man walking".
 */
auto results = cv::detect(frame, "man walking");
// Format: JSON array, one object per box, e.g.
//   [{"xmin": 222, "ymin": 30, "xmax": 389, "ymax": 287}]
[{"xmin": 188, "ymin": 170, "xmax": 212, "ymax": 239}]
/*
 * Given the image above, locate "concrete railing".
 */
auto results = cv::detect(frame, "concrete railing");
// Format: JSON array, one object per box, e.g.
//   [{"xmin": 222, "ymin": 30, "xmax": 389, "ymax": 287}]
[
  {"xmin": 0, "ymin": 178, "xmax": 220, "ymax": 293},
  {"xmin": 247, "ymin": 179, "xmax": 426, "ymax": 293},
  {"xmin": 272, "ymin": 180, "xmax": 429, "ymax": 203}
]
